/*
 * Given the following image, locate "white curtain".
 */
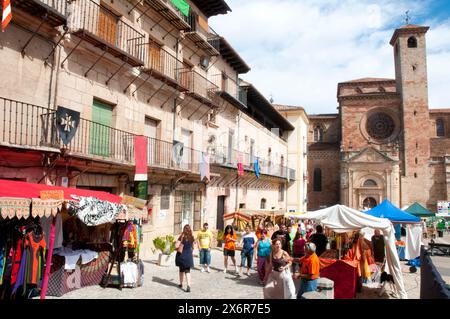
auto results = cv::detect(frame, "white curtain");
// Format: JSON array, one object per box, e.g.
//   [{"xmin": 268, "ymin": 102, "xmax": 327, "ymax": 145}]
[{"xmin": 405, "ymin": 224, "xmax": 422, "ymax": 260}]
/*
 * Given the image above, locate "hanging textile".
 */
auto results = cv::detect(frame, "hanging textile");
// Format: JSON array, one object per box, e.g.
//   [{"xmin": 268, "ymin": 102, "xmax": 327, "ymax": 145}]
[
  {"xmin": 200, "ymin": 153, "xmax": 210, "ymax": 182},
  {"xmin": 254, "ymin": 157, "xmax": 260, "ymax": 179},
  {"xmin": 237, "ymin": 152, "xmax": 244, "ymax": 176},
  {"xmin": 134, "ymin": 136, "xmax": 148, "ymax": 182},
  {"xmin": 31, "ymin": 199, "xmax": 63, "ymax": 218},
  {"xmin": 405, "ymin": 224, "xmax": 422, "ymax": 260},
  {"xmin": 0, "ymin": 198, "xmax": 31, "ymax": 220},
  {"xmin": 68, "ymin": 195, "xmax": 126, "ymax": 226},
  {"xmin": 171, "ymin": 0, "xmax": 190, "ymax": 17}
]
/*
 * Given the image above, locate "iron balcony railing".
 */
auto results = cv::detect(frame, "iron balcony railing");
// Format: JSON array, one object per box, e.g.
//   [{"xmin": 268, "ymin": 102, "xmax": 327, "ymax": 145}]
[
  {"xmin": 145, "ymin": 42, "xmax": 191, "ymax": 87},
  {"xmin": 209, "ymin": 145, "xmax": 295, "ymax": 180},
  {"xmin": 72, "ymin": 0, "xmax": 146, "ymax": 62},
  {"xmin": 182, "ymin": 70, "xmax": 219, "ymax": 104},
  {"xmin": 0, "ymin": 97, "xmax": 202, "ymax": 174},
  {"xmin": 0, "ymin": 98, "xmax": 52, "ymax": 149},
  {"xmin": 40, "ymin": 0, "xmax": 68, "ymax": 15}
]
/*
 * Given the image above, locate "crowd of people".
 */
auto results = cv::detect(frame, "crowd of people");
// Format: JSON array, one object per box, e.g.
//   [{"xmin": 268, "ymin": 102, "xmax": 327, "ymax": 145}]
[{"xmin": 173, "ymin": 220, "xmax": 387, "ymax": 299}]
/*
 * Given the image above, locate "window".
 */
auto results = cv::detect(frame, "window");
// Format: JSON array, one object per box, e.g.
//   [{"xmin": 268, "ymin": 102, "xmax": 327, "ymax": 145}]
[
  {"xmin": 160, "ymin": 188, "xmax": 171, "ymax": 210},
  {"xmin": 313, "ymin": 168, "xmax": 322, "ymax": 192},
  {"xmin": 437, "ymin": 119, "xmax": 445, "ymax": 137},
  {"xmin": 239, "ymin": 203, "xmax": 246, "ymax": 209},
  {"xmin": 408, "ymin": 36, "xmax": 418, "ymax": 48},
  {"xmin": 366, "ymin": 112, "xmax": 395, "ymax": 140},
  {"xmin": 314, "ymin": 126, "xmax": 324, "ymax": 142},
  {"xmin": 363, "ymin": 179, "xmax": 377, "ymax": 187},
  {"xmin": 260, "ymin": 198, "xmax": 267, "ymax": 209}
]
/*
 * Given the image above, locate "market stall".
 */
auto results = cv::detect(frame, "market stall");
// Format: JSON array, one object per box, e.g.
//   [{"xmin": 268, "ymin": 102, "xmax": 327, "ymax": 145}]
[
  {"xmin": 0, "ymin": 179, "xmax": 145, "ymax": 299},
  {"xmin": 300, "ymin": 204, "xmax": 408, "ymax": 299},
  {"xmin": 364, "ymin": 200, "xmax": 422, "ymax": 261}
]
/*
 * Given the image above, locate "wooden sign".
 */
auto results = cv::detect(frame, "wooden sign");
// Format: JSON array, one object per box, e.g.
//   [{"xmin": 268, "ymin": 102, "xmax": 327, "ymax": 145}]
[{"xmin": 40, "ymin": 190, "xmax": 64, "ymax": 200}]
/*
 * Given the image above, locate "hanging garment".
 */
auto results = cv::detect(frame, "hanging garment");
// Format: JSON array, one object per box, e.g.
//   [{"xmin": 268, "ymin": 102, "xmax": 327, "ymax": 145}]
[
  {"xmin": 10, "ymin": 237, "xmax": 23, "ymax": 285},
  {"xmin": 68, "ymin": 195, "xmax": 126, "ymax": 226},
  {"xmin": 25, "ymin": 233, "xmax": 46, "ymax": 285},
  {"xmin": 120, "ymin": 261, "xmax": 138, "ymax": 288},
  {"xmin": 122, "ymin": 223, "xmax": 137, "ymax": 249},
  {"xmin": 40, "ymin": 214, "xmax": 63, "ymax": 249}
]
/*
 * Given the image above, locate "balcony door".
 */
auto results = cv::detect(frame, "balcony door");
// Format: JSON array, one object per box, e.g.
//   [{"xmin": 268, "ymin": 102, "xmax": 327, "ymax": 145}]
[
  {"xmin": 90, "ymin": 100, "xmax": 113, "ymax": 157},
  {"xmin": 145, "ymin": 117, "xmax": 160, "ymax": 166},
  {"xmin": 98, "ymin": 5, "xmax": 117, "ymax": 45},
  {"xmin": 148, "ymin": 41, "xmax": 162, "ymax": 73}
]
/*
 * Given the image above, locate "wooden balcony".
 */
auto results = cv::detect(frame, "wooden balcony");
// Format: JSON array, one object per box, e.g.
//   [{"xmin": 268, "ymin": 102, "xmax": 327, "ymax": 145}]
[
  {"xmin": 210, "ymin": 74, "xmax": 247, "ymax": 108},
  {"xmin": 71, "ymin": 0, "xmax": 145, "ymax": 67},
  {"xmin": 144, "ymin": 0, "xmax": 191, "ymax": 31},
  {"xmin": 12, "ymin": 0, "xmax": 68, "ymax": 27},
  {"xmin": 182, "ymin": 70, "xmax": 220, "ymax": 108},
  {"xmin": 142, "ymin": 42, "xmax": 190, "ymax": 92},
  {"xmin": 185, "ymin": 14, "xmax": 219, "ymax": 56}
]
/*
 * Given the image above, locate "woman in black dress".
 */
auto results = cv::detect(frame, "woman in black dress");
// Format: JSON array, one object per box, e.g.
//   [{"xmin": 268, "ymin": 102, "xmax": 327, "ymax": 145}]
[{"xmin": 175, "ymin": 224, "xmax": 194, "ymax": 292}]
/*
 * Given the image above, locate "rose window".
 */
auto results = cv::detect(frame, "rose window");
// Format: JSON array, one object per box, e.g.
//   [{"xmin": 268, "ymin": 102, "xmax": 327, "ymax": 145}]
[{"xmin": 366, "ymin": 113, "xmax": 395, "ymax": 140}]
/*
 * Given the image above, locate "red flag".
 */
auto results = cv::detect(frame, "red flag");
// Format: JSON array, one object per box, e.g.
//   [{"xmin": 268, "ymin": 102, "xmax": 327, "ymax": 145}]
[
  {"xmin": 134, "ymin": 136, "xmax": 148, "ymax": 181},
  {"xmin": 2, "ymin": 0, "xmax": 12, "ymax": 32},
  {"xmin": 237, "ymin": 152, "xmax": 244, "ymax": 176}
]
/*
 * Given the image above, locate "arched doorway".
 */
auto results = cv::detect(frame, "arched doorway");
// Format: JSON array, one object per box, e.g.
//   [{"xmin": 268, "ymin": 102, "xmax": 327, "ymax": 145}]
[{"xmin": 363, "ymin": 197, "xmax": 377, "ymax": 210}]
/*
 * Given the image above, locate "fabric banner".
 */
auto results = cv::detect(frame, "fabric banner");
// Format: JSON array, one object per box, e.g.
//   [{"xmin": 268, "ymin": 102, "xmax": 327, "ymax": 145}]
[
  {"xmin": 0, "ymin": 198, "xmax": 31, "ymax": 220},
  {"xmin": 237, "ymin": 152, "xmax": 244, "ymax": 176},
  {"xmin": 405, "ymin": 224, "xmax": 422, "ymax": 260},
  {"xmin": 68, "ymin": 195, "xmax": 126, "ymax": 226},
  {"xmin": 171, "ymin": 0, "xmax": 190, "ymax": 17},
  {"xmin": 56, "ymin": 106, "xmax": 80, "ymax": 146},
  {"xmin": 254, "ymin": 157, "xmax": 260, "ymax": 179},
  {"xmin": 134, "ymin": 136, "xmax": 148, "ymax": 181},
  {"xmin": 31, "ymin": 199, "xmax": 63, "ymax": 218},
  {"xmin": 200, "ymin": 153, "xmax": 210, "ymax": 182}
]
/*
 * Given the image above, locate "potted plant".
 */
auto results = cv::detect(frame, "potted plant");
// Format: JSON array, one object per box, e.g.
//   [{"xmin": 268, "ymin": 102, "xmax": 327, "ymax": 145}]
[
  {"xmin": 153, "ymin": 235, "xmax": 176, "ymax": 266},
  {"xmin": 216, "ymin": 230, "xmax": 224, "ymax": 248}
]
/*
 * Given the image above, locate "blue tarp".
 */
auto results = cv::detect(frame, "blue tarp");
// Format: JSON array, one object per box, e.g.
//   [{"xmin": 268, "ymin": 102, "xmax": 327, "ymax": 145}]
[{"xmin": 364, "ymin": 199, "xmax": 420, "ymax": 223}]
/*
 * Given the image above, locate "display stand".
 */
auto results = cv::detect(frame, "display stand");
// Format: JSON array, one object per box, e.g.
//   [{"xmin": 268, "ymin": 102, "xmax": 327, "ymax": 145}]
[{"xmin": 101, "ymin": 220, "xmax": 127, "ymax": 290}]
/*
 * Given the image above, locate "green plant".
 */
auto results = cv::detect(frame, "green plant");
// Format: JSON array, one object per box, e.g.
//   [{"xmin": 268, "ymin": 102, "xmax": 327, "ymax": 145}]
[{"xmin": 153, "ymin": 235, "xmax": 176, "ymax": 255}]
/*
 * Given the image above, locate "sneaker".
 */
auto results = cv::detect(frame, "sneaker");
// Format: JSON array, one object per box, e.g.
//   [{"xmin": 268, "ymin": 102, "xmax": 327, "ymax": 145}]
[
  {"xmin": 223, "ymin": 268, "xmax": 227, "ymax": 274},
  {"xmin": 200, "ymin": 267, "xmax": 205, "ymax": 273},
  {"xmin": 186, "ymin": 286, "xmax": 191, "ymax": 293},
  {"xmin": 178, "ymin": 284, "xmax": 182, "ymax": 289},
  {"xmin": 235, "ymin": 266, "xmax": 239, "ymax": 273},
  {"xmin": 206, "ymin": 266, "xmax": 211, "ymax": 273}
]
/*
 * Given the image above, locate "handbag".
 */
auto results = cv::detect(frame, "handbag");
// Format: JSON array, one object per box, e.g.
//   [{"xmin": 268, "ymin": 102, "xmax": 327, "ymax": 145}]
[{"xmin": 176, "ymin": 240, "xmax": 184, "ymax": 253}]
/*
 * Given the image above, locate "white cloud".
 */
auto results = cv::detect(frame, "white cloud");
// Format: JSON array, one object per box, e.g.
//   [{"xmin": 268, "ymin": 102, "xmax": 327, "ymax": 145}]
[{"xmin": 210, "ymin": 0, "xmax": 450, "ymax": 114}]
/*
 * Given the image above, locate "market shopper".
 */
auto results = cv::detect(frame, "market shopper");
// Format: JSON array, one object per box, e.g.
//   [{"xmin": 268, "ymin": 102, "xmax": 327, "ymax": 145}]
[
  {"xmin": 263, "ymin": 238, "xmax": 296, "ymax": 299},
  {"xmin": 239, "ymin": 225, "xmax": 258, "ymax": 276},
  {"xmin": 271, "ymin": 224, "xmax": 291, "ymax": 254},
  {"xmin": 371, "ymin": 229, "xmax": 385, "ymax": 264},
  {"xmin": 196, "ymin": 223, "xmax": 213, "ymax": 273},
  {"xmin": 297, "ymin": 242, "xmax": 320, "ymax": 298},
  {"xmin": 175, "ymin": 224, "xmax": 194, "ymax": 293},
  {"xmin": 309, "ymin": 225, "xmax": 328, "ymax": 257},
  {"xmin": 223, "ymin": 225, "xmax": 238, "ymax": 274},
  {"xmin": 255, "ymin": 230, "xmax": 271, "ymax": 284},
  {"xmin": 292, "ymin": 231, "xmax": 306, "ymax": 273}
]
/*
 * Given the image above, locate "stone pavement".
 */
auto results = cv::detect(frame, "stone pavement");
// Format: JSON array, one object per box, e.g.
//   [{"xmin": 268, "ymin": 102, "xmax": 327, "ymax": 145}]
[{"xmin": 45, "ymin": 248, "xmax": 421, "ymax": 299}]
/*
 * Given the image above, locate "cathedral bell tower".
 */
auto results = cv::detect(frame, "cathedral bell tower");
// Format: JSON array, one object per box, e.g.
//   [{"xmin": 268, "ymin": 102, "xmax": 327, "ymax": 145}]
[{"xmin": 390, "ymin": 24, "xmax": 431, "ymax": 206}]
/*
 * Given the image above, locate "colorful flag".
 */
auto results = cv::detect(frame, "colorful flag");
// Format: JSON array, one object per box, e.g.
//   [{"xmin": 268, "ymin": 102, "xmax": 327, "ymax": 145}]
[
  {"xmin": 237, "ymin": 152, "xmax": 244, "ymax": 176},
  {"xmin": 2, "ymin": 0, "xmax": 12, "ymax": 32},
  {"xmin": 134, "ymin": 136, "xmax": 148, "ymax": 181},
  {"xmin": 200, "ymin": 153, "xmax": 210, "ymax": 182},
  {"xmin": 254, "ymin": 157, "xmax": 260, "ymax": 179}
]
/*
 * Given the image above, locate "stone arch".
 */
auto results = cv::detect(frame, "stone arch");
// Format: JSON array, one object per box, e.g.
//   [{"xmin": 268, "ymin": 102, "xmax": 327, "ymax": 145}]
[{"xmin": 408, "ymin": 36, "xmax": 418, "ymax": 48}]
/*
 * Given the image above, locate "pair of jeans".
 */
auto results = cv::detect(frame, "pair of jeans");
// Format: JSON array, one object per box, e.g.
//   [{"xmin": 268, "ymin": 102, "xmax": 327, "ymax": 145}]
[
  {"xmin": 297, "ymin": 278, "xmax": 318, "ymax": 298},
  {"xmin": 240, "ymin": 250, "xmax": 254, "ymax": 268},
  {"xmin": 199, "ymin": 249, "xmax": 211, "ymax": 265}
]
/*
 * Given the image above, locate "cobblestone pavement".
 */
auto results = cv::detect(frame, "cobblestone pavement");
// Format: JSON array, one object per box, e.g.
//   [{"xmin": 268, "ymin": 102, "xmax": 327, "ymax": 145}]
[{"xmin": 46, "ymin": 248, "xmax": 421, "ymax": 299}]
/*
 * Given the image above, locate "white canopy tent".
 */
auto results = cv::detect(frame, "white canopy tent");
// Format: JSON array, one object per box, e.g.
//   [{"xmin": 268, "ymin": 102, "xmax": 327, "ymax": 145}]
[{"xmin": 301, "ymin": 205, "xmax": 408, "ymax": 299}]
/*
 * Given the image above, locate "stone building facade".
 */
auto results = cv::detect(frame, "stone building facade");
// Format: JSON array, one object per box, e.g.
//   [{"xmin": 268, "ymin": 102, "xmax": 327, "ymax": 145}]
[
  {"xmin": 307, "ymin": 24, "xmax": 450, "ymax": 212},
  {"xmin": 0, "ymin": 0, "xmax": 297, "ymax": 257}
]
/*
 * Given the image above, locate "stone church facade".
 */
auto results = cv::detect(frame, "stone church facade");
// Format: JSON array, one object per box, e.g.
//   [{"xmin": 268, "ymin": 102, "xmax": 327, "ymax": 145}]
[{"xmin": 307, "ymin": 24, "xmax": 450, "ymax": 212}]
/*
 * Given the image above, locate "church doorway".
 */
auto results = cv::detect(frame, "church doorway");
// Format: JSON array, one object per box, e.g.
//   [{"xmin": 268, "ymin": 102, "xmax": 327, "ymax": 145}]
[{"xmin": 363, "ymin": 197, "xmax": 377, "ymax": 210}]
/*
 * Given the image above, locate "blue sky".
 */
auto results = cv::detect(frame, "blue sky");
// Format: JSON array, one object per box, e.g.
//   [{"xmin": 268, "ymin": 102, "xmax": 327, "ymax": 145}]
[{"xmin": 210, "ymin": 0, "xmax": 450, "ymax": 114}]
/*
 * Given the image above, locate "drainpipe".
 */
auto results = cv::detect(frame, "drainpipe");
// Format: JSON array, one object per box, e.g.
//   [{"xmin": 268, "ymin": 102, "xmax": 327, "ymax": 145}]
[{"xmin": 235, "ymin": 112, "xmax": 240, "ymax": 211}]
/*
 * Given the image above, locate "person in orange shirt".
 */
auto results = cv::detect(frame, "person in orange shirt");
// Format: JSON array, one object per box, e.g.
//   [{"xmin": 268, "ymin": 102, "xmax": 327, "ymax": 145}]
[
  {"xmin": 223, "ymin": 225, "xmax": 238, "ymax": 274},
  {"xmin": 297, "ymin": 242, "xmax": 320, "ymax": 298}
]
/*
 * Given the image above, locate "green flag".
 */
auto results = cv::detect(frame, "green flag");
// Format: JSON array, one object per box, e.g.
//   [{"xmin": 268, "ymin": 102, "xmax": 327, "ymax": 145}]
[{"xmin": 171, "ymin": 0, "xmax": 190, "ymax": 17}]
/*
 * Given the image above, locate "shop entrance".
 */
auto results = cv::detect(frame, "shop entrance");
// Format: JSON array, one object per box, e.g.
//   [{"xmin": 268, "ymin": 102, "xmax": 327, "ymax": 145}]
[{"xmin": 217, "ymin": 196, "xmax": 225, "ymax": 231}]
